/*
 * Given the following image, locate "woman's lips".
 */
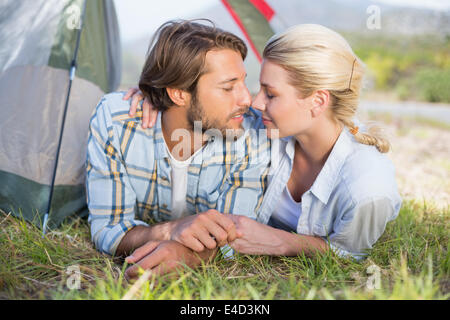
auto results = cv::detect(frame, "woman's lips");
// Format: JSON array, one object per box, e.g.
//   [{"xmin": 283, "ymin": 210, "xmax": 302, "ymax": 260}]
[{"xmin": 262, "ymin": 116, "xmax": 272, "ymax": 125}]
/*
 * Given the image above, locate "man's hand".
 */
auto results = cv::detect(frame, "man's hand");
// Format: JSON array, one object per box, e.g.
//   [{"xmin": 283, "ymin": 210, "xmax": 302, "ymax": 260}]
[
  {"xmin": 123, "ymin": 87, "xmax": 158, "ymax": 129},
  {"xmin": 124, "ymin": 240, "xmax": 217, "ymax": 280},
  {"xmin": 115, "ymin": 210, "xmax": 240, "ymax": 257},
  {"xmin": 169, "ymin": 209, "xmax": 239, "ymax": 252}
]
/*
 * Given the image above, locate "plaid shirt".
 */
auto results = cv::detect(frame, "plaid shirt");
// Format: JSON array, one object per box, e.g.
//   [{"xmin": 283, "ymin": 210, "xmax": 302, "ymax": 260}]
[{"xmin": 86, "ymin": 92, "xmax": 271, "ymax": 255}]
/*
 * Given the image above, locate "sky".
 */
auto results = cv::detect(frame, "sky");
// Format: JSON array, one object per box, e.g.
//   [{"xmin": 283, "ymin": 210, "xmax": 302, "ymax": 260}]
[
  {"xmin": 376, "ymin": 0, "xmax": 450, "ymax": 11},
  {"xmin": 113, "ymin": 0, "xmax": 450, "ymax": 42},
  {"xmin": 113, "ymin": 0, "xmax": 215, "ymax": 43}
]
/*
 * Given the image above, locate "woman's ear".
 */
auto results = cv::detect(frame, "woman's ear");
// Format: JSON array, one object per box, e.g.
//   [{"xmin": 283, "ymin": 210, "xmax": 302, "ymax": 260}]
[
  {"xmin": 310, "ymin": 89, "xmax": 330, "ymax": 118},
  {"xmin": 166, "ymin": 87, "xmax": 190, "ymax": 107}
]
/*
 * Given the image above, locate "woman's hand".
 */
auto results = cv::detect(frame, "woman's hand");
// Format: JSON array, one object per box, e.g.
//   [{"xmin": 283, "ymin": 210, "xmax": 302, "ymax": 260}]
[
  {"xmin": 228, "ymin": 215, "xmax": 328, "ymax": 256},
  {"xmin": 228, "ymin": 215, "xmax": 286, "ymax": 256},
  {"xmin": 123, "ymin": 87, "xmax": 159, "ymax": 128}
]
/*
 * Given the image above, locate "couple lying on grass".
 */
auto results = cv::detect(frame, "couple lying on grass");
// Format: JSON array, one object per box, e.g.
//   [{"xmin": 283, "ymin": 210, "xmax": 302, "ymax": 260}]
[{"xmin": 86, "ymin": 20, "xmax": 401, "ymax": 280}]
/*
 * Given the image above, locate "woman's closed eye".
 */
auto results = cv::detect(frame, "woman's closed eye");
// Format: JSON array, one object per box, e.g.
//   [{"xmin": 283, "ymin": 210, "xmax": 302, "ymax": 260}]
[{"xmin": 264, "ymin": 89, "xmax": 275, "ymax": 99}]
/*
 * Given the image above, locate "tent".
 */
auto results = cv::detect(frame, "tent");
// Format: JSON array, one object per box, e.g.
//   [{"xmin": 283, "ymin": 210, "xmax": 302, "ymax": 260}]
[
  {"xmin": 0, "ymin": 0, "xmax": 121, "ymax": 230},
  {"xmin": 0, "ymin": 0, "xmax": 281, "ymax": 231}
]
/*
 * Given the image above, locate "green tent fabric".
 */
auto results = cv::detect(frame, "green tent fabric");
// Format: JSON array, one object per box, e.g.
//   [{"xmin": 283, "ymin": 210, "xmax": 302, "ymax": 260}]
[
  {"xmin": 0, "ymin": 0, "xmax": 121, "ymax": 229},
  {"xmin": 221, "ymin": 0, "xmax": 275, "ymax": 61}
]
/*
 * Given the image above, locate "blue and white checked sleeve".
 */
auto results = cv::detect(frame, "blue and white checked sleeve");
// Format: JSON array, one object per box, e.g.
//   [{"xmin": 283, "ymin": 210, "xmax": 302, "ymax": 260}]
[{"xmin": 86, "ymin": 98, "xmax": 148, "ymax": 255}]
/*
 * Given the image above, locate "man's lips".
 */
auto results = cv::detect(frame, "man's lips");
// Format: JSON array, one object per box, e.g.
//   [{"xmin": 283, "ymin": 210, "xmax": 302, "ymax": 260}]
[
  {"xmin": 229, "ymin": 108, "xmax": 249, "ymax": 121},
  {"xmin": 231, "ymin": 114, "xmax": 244, "ymax": 122}
]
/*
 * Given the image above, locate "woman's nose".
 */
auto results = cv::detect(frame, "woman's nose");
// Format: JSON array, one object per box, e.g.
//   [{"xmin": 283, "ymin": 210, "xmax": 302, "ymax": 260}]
[{"xmin": 252, "ymin": 91, "xmax": 265, "ymax": 111}]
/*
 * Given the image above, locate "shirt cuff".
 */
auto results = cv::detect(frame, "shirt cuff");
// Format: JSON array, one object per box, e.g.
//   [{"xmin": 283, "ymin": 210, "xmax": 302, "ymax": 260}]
[
  {"xmin": 324, "ymin": 238, "xmax": 367, "ymax": 261},
  {"xmin": 220, "ymin": 244, "xmax": 235, "ymax": 260},
  {"xmin": 93, "ymin": 219, "xmax": 149, "ymax": 256}
]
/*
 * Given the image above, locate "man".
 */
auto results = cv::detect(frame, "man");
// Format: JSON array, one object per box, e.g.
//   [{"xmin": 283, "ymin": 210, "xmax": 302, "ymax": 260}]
[{"xmin": 86, "ymin": 20, "xmax": 271, "ymax": 279}]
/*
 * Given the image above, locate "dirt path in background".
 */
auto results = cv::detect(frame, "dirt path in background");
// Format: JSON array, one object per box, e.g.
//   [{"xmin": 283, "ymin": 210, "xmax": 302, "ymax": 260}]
[{"xmin": 359, "ymin": 111, "xmax": 450, "ymax": 210}]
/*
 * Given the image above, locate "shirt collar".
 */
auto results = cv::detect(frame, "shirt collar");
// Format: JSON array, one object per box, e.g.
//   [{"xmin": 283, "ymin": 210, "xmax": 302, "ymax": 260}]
[
  {"xmin": 283, "ymin": 136, "xmax": 296, "ymax": 161},
  {"xmin": 153, "ymin": 111, "xmax": 168, "ymax": 160},
  {"xmin": 310, "ymin": 128, "xmax": 354, "ymax": 204}
]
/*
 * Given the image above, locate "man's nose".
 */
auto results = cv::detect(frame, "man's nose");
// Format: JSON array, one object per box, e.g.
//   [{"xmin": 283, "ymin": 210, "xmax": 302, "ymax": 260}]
[{"xmin": 237, "ymin": 84, "xmax": 252, "ymax": 108}]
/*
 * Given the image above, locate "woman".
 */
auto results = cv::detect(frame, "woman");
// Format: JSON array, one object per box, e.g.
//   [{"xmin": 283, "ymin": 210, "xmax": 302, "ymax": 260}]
[{"xmin": 125, "ymin": 24, "xmax": 402, "ymax": 260}]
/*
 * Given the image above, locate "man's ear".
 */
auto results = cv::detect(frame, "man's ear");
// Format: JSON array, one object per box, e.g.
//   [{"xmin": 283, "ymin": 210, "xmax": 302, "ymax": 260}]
[
  {"xmin": 309, "ymin": 89, "xmax": 330, "ymax": 118},
  {"xmin": 166, "ymin": 88, "xmax": 190, "ymax": 107}
]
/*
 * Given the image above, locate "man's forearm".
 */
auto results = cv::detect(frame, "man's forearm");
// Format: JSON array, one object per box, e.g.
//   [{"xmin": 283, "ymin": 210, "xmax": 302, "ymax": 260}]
[{"xmin": 115, "ymin": 222, "xmax": 174, "ymax": 257}]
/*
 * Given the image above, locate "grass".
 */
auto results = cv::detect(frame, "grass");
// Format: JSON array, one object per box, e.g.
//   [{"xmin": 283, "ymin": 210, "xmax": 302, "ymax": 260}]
[{"xmin": 0, "ymin": 200, "xmax": 448, "ymax": 300}]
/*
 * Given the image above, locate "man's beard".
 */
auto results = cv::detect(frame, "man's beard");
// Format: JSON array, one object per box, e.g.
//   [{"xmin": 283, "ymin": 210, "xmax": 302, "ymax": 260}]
[
  {"xmin": 186, "ymin": 91, "xmax": 248, "ymax": 140},
  {"xmin": 187, "ymin": 92, "xmax": 223, "ymax": 134}
]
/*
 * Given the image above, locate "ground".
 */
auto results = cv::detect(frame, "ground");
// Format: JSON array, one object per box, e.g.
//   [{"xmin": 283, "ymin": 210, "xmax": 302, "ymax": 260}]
[
  {"xmin": 357, "ymin": 109, "xmax": 450, "ymax": 209},
  {"xmin": 0, "ymin": 108, "xmax": 448, "ymax": 300},
  {"xmin": 386, "ymin": 120, "xmax": 450, "ymax": 208}
]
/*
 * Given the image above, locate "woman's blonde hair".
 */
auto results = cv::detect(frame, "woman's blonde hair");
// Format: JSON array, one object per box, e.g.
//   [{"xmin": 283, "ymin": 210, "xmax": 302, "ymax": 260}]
[{"xmin": 263, "ymin": 24, "xmax": 390, "ymax": 153}]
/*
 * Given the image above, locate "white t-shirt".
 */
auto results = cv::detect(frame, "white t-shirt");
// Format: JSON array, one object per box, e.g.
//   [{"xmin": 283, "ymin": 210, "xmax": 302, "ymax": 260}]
[
  {"xmin": 164, "ymin": 140, "xmax": 203, "ymax": 219},
  {"xmin": 166, "ymin": 150, "xmax": 191, "ymax": 218},
  {"xmin": 270, "ymin": 186, "xmax": 302, "ymax": 232}
]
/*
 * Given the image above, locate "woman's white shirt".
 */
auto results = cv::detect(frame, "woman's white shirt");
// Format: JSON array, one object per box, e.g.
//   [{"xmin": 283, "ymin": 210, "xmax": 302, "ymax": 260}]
[
  {"xmin": 269, "ymin": 186, "xmax": 302, "ymax": 232},
  {"xmin": 257, "ymin": 126, "xmax": 402, "ymax": 260}
]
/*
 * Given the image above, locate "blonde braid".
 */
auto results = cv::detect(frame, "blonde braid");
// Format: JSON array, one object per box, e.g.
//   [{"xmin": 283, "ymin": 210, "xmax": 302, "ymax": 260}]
[{"xmin": 338, "ymin": 116, "xmax": 391, "ymax": 153}]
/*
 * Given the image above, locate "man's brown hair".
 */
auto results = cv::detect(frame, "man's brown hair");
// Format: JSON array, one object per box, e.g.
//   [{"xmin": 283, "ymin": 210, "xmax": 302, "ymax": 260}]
[{"xmin": 138, "ymin": 20, "xmax": 247, "ymax": 112}]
